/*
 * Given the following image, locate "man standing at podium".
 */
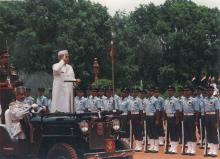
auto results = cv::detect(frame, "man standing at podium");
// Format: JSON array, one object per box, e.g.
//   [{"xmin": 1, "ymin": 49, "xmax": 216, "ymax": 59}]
[{"xmin": 51, "ymin": 50, "xmax": 80, "ymax": 113}]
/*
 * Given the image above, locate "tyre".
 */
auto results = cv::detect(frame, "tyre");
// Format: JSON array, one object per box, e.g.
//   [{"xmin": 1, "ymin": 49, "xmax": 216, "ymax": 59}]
[
  {"xmin": 47, "ymin": 143, "xmax": 78, "ymax": 159},
  {"xmin": 116, "ymin": 139, "xmax": 130, "ymax": 150}
]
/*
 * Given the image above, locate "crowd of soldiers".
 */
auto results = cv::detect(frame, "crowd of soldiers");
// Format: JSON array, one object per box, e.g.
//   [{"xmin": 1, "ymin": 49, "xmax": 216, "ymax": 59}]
[{"xmin": 74, "ymin": 83, "xmax": 220, "ymax": 157}]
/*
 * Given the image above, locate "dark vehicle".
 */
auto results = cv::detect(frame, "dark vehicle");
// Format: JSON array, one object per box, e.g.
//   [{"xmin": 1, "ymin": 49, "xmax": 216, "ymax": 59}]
[{"xmin": 0, "ymin": 110, "xmax": 133, "ymax": 159}]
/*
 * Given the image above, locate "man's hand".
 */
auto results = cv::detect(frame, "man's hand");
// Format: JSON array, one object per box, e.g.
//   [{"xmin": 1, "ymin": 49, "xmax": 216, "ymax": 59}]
[
  {"xmin": 62, "ymin": 54, "xmax": 68, "ymax": 64},
  {"xmin": 76, "ymin": 79, "xmax": 81, "ymax": 84}
]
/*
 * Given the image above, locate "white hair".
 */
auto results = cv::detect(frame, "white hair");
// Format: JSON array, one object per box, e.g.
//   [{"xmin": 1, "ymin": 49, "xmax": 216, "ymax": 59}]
[{"xmin": 58, "ymin": 50, "xmax": 69, "ymax": 56}]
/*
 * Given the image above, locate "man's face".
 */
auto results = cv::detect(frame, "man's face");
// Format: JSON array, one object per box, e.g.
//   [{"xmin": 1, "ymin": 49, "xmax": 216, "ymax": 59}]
[
  {"xmin": 0, "ymin": 55, "xmax": 9, "ymax": 65},
  {"xmin": 208, "ymin": 89, "xmax": 214, "ymax": 97},
  {"xmin": 76, "ymin": 91, "xmax": 83, "ymax": 97},
  {"xmin": 106, "ymin": 91, "xmax": 112, "ymax": 97},
  {"xmin": 38, "ymin": 91, "xmax": 43, "ymax": 96},
  {"xmin": 154, "ymin": 90, "xmax": 160, "ymax": 97},
  {"xmin": 149, "ymin": 90, "xmax": 154, "ymax": 97},
  {"xmin": 184, "ymin": 89, "xmax": 191, "ymax": 97},
  {"xmin": 98, "ymin": 91, "xmax": 105, "ymax": 97},
  {"xmin": 59, "ymin": 54, "xmax": 69, "ymax": 64},
  {"xmin": 167, "ymin": 89, "xmax": 174, "ymax": 97},
  {"xmin": 26, "ymin": 91, "xmax": 31, "ymax": 97},
  {"xmin": 16, "ymin": 92, "xmax": 26, "ymax": 102},
  {"xmin": 91, "ymin": 91, "xmax": 97, "ymax": 97}
]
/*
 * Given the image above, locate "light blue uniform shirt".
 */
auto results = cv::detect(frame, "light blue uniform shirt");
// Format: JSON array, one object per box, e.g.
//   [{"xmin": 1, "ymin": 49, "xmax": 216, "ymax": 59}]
[
  {"xmin": 181, "ymin": 97, "xmax": 199, "ymax": 113},
  {"xmin": 201, "ymin": 96, "xmax": 220, "ymax": 113},
  {"xmin": 24, "ymin": 96, "xmax": 35, "ymax": 105},
  {"xmin": 163, "ymin": 96, "xmax": 181, "ymax": 114},
  {"xmin": 130, "ymin": 96, "xmax": 143, "ymax": 112},
  {"xmin": 143, "ymin": 96, "xmax": 160, "ymax": 114},
  {"xmin": 119, "ymin": 97, "xmax": 131, "ymax": 113},
  {"xmin": 36, "ymin": 95, "xmax": 48, "ymax": 107},
  {"xmin": 86, "ymin": 96, "xmax": 100, "ymax": 112},
  {"xmin": 156, "ymin": 96, "xmax": 164, "ymax": 111},
  {"xmin": 103, "ymin": 96, "xmax": 114, "ymax": 111},
  {"xmin": 75, "ymin": 96, "xmax": 87, "ymax": 113},
  {"xmin": 97, "ymin": 95, "xmax": 107, "ymax": 111}
]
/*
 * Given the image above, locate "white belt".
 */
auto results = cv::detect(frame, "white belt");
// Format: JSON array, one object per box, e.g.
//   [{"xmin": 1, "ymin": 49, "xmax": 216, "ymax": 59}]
[
  {"xmin": 206, "ymin": 112, "xmax": 216, "ymax": 115},
  {"xmin": 146, "ymin": 113, "xmax": 154, "ymax": 116},
  {"xmin": 201, "ymin": 113, "xmax": 205, "ymax": 116},
  {"xmin": 167, "ymin": 114, "xmax": 175, "ymax": 117},
  {"xmin": 121, "ymin": 113, "xmax": 128, "ymax": 115},
  {"xmin": 131, "ymin": 112, "xmax": 139, "ymax": 115},
  {"xmin": 184, "ymin": 113, "xmax": 194, "ymax": 116},
  {"xmin": 76, "ymin": 111, "xmax": 84, "ymax": 114}
]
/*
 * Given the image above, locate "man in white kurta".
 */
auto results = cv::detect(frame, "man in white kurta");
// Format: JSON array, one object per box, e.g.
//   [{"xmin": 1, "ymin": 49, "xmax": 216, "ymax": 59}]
[
  {"xmin": 51, "ymin": 50, "xmax": 79, "ymax": 113},
  {"xmin": 7, "ymin": 86, "xmax": 31, "ymax": 140}
]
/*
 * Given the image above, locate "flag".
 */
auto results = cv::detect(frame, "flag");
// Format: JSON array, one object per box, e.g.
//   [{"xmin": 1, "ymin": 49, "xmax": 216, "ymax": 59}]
[{"xmin": 107, "ymin": 40, "xmax": 115, "ymax": 64}]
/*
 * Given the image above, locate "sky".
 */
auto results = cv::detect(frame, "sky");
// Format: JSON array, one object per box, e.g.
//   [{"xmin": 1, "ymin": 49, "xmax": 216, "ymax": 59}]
[{"xmin": 91, "ymin": 0, "xmax": 220, "ymax": 15}]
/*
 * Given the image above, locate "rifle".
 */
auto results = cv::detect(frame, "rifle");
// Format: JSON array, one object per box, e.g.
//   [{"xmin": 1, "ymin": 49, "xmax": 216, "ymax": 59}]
[
  {"xmin": 217, "ymin": 126, "xmax": 220, "ymax": 150},
  {"xmin": 203, "ymin": 115, "xmax": 208, "ymax": 156},
  {"xmin": 129, "ymin": 119, "xmax": 133, "ymax": 149},
  {"xmin": 144, "ymin": 120, "xmax": 148, "ymax": 152},
  {"xmin": 181, "ymin": 119, "xmax": 185, "ymax": 155},
  {"xmin": 164, "ymin": 119, "xmax": 169, "ymax": 153},
  {"xmin": 199, "ymin": 118, "xmax": 203, "ymax": 148}
]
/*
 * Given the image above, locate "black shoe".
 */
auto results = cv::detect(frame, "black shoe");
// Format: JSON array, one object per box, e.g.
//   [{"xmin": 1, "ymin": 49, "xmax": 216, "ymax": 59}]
[{"xmin": 210, "ymin": 154, "xmax": 217, "ymax": 157}]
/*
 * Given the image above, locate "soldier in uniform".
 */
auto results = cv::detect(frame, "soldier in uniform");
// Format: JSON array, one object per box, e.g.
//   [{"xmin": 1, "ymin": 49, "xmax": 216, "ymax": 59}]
[
  {"xmin": 0, "ymin": 50, "xmax": 19, "ymax": 123},
  {"xmin": 154, "ymin": 87, "xmax": 165, "ymax": 146},
  {"xmin": 119, "ymin": 88, "xmax": 131, "ymax": 144},
  {"xmin": 163, "ymin": 86, "xmax": 181, "ymax": 154},
  {"xmin": 182, "ymin": 85, "xmax": 199, "ymax": 155},
  {"xmin": 201, "ymin": 85, "xmax": 220, "ymax": 157},
  {"xmin": 104, "ymin": 87, "xmax": 114, "ymax": 111},
  {"xmin": 130, "ymin": 88, "xmax": 143, "ymax": 151},
  {"xmin": 143, "ymin": 87, "xmax": 160, "ymax": 153},
  {"xmin": 75, "ymin": 88, "xmax": 87, "ymax": 113},
  {"xmin": 86, "ymin": 87, "xmax": 100, "ymax": 112},
  {"xmin": 97, "ymin": 87, "xmax": 107, "ymax": 111},
  {"xmin": 24, "ymin": 88, "xmax": 35, "ymax": 105},
  {"xmin": 36, "ymin": 88, "xmax": 48, "ymax": 109}
]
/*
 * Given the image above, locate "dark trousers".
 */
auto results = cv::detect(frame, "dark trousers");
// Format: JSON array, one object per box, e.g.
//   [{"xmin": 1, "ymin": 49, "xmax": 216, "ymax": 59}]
[
  {"xmin": 198, "ymin": 115, "xmax": 205, "ymax": 142},
  {"xmin": 205, "ymin": 114, "xmax": 218, "ymax": 144},
  {"xmin": 159, "ymin": 112, "xmax": 165, "ymax": 137},
  {"xmin": 131, "ymin": 114, "xmax": 143, "ymax": 141},
  {"xmin": 120, "ymin": 115, "xmax": 130, "ymax": 138},
  {"xmin": 167, "ymin": 117, "xmax": 179, "ymax": 141},
  {"xmin": 0, "ymin": 89, "xmax": 15, "ymax": 124},
  {"xmin": 146, "ymin": 116, "xmax": 160, "ymax": 139},
  {"xmin": 183, "ymin": 115, "xmax": 196, "ymax": 142}
]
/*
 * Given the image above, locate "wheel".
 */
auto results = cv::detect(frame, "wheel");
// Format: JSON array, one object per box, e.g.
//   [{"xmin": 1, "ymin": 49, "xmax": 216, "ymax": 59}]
[
  {"xmin": 47, "ymin": 143, "xmax": 78, "ymax": 159},
  {"xmin": 116, "ymin": 139, "xmax": 130, "ymax": 150},
  {"xmin": 115, "ymin": 139, "xmax": 133, "ymax": 159}
]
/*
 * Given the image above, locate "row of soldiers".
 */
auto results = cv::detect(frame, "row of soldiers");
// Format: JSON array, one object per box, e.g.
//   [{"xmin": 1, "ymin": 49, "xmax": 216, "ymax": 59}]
[{"xmin": 74, "ymin": 85, "xmax": 220, "ymax": 157}]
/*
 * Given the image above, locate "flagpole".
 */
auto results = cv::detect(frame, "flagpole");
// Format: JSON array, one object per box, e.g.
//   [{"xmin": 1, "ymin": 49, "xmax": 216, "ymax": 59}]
[{"xmin": 111, "ymin": 39, "xmax": 115, "ymax": 110}]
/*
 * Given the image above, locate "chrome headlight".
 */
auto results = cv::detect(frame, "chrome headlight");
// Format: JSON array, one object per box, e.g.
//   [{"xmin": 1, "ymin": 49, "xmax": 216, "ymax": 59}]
[
  {"xmin": 79, "ymin": 120, "xmax": 89, "ymax": 133},
  {"xmin": 112, "ymin": 119, "xmax": 120, "ymax": 131}
]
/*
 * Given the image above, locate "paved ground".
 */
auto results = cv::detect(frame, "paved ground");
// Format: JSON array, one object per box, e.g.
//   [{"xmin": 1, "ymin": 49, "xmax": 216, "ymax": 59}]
[{"xmin": 133, "ymin": 145, "xmax": 219, "ymax": 159}]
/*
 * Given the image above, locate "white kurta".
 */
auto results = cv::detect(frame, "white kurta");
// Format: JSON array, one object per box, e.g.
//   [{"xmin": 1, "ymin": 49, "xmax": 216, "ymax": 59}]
[
  {"xmin": 51, "ymin": 60, "xmax": 76, "ymax": 113},
  {"xmin": 8, "ymin": 101, "xmax": 30, "ymax": 139}
]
